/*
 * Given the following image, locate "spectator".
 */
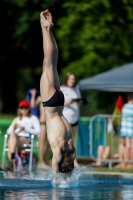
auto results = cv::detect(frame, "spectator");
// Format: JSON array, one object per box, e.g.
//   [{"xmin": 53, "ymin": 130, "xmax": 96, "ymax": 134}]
[
  {"xmin": 91, "ymin": 137, "xmax": 126, "ymax": 167},
  {"xmin": 91, "ymin": 145, "xmax": 111, "ymax": 167},
  {"xmin": 120, "ymin": 92, "xmax": 133, "ymax": 168},
  {"xmin": 115, "ymin": 137, "xmax": 126, "ymax": 168},
  {"xmin": 6, "ymin": 100, "xmax": 41, "ymax": 171},
  {"xmin": 61, "ymin": 72, "xmax": 82, "ymax": 166},
  {"xmin": 30, "ymin": 88, "xmax": 51, "ymax": 168},
  {"xmin": 26, "ymin": 88, "xmax": 40, "ymax": 118}
]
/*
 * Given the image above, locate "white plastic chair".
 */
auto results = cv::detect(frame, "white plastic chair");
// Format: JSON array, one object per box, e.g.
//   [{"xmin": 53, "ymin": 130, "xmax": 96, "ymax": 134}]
[{"xmin": 2, "ymin": 134, "xmax": 36, "ymax": 172}]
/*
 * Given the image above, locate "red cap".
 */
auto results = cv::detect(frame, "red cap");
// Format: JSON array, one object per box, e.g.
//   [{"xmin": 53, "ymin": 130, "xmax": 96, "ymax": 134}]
[{"xmin": 19, "ymin": 100, "xmax": 30, "ymax": 107}]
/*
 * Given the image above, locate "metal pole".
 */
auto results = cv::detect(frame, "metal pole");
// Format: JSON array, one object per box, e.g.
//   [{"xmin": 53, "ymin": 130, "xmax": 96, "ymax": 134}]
[
  {"xmin": 2, "ymin": 134, "xmax": 8, "ymax": 169},
  {"xmin": 29, "ymin": 135, "xmax": 34, "ymax": 172}
]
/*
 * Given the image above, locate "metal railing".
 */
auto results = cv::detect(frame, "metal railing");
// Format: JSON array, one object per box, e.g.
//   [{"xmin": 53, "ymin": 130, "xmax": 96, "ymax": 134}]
[{"xmin": 89, "ymin": 114, "xmax": 133, "ymax": 169}]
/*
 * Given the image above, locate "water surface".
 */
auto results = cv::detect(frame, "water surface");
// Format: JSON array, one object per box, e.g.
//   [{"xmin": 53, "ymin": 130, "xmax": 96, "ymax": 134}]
[{"xmin": 0, "ymin": 166, "xmax": 133, "ymax": 200}]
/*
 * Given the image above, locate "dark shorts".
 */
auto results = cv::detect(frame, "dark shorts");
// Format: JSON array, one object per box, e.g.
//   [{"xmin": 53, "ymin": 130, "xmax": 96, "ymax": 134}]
[{"xmin": 70, "ymin": 121, "xmax": 78, "ymax": 127}]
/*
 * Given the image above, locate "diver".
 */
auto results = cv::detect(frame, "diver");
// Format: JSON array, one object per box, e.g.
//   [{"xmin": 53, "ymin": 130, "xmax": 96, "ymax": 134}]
[{"xmin": 40, "ymin": 9, "xmax": 78, "ymax": 183}]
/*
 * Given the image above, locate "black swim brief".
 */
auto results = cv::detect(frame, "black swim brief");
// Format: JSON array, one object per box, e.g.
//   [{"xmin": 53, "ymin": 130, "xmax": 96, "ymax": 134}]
[{"xmin": 42, "ymin": 90, "xmax": 64, "ymax": 107}]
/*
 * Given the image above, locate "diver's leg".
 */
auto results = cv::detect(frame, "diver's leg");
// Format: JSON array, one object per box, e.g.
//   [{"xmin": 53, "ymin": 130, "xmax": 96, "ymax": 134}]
[
  {"xmin": 51, "ymin": 31, "xmax": 60, "ymax": 89},
  {"xmin": 40, "ymin": 10, "xmax": 60, "ymax": 101}
]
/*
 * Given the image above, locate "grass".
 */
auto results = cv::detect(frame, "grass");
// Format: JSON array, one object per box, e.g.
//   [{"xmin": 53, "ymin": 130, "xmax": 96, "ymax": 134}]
[{"xmin": 0, "ymin": 114, "xmax": 15, "ymax": 120}]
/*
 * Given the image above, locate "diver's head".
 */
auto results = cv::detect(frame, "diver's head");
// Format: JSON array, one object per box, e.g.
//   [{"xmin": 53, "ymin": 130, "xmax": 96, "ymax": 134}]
[{"xmin": 59, "ymin": 153, "xmax": 75, "ymax": 173}]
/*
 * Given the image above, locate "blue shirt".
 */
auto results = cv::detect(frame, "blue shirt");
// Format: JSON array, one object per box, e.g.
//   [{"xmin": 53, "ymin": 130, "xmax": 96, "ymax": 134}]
[
  {"xmin": 25, "ymin": 89, "xmax": 40, "ymax": 118},
  {"xmin": 120, "ymin": 102, "xmax": 133, "ymax": 137}
]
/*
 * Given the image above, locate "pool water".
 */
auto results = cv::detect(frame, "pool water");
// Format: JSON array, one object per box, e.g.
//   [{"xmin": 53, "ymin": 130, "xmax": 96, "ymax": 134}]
[{"xmin": 0, "ymin": 166, "xmax": 133, "ymax": 200}]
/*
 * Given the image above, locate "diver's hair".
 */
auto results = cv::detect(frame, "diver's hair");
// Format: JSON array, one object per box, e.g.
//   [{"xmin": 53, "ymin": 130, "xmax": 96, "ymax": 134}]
[
  {"xmin": 63, "ymin": 72, "xmax": 77, "ymax": 87},
  {"xmin": 59, "ymin": 154, "xmax": 74, "ymax": 173},
  {"xmin": 17, "ymin": 107, "xmax": 32, "ymax": 120}
]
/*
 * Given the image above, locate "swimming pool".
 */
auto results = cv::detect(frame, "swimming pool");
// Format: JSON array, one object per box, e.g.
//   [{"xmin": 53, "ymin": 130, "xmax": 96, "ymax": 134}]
[{"xmin": 0, "ymin": 167, "xmax": 133, "ymax": 200}]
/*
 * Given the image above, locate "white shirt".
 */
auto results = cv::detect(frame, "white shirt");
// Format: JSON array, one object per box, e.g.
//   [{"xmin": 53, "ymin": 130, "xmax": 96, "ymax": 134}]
[
  {"xmin": 7, "ymin": 115, "xmax": 41, "ymax": 137},
  {"xmin": 61, "ymin": 86, "xmax": 81, "ymax": 124}
]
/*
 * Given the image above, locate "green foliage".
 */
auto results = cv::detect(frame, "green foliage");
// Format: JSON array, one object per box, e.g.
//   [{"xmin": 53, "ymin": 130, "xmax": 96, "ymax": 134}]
[
  {"xmin": 55, "ymin": 0, "xmax": 133, "ymax": 115},
  {"xmin": 16, "ymin": 66, "xmax": 42, "ymax": 102},
  {"xmin": 0, "ymin": 0, "xmax": 61, "ymax": 112},
  {"xmin": 57, "ymin": 0, "xmax": 133, "ymax": 79},
  {"xmin": 0, "ymin": 0, "xmax": 133, "ymax": 114}
]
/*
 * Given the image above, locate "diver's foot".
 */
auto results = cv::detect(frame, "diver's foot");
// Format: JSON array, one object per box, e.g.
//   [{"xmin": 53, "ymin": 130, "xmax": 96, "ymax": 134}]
[{"xmin": 40, "ymin": 9, "xmax": 53, "ymax": 28}]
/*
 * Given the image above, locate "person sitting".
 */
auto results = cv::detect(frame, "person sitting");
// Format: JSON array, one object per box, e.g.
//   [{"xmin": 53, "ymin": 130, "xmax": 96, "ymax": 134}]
[
  {"xmin": 6, "ymin": 100, "xmax": 41, "ymax": 171},
  {"xmin": 114, "ymin": 137, "xmax": 126, "ymax": 168},
  {"xmin": 91, "ymin": 145, "xmax": 112, "ymax": 167},
  {"xmin": 91, "ymin": 137, "xmax": 126, "ymax": 168}
]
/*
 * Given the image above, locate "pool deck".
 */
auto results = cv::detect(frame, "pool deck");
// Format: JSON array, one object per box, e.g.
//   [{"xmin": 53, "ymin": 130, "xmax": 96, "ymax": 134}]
[{"xmin": 86, "ymin": 171, "xmax": 133, "ymax": 176}]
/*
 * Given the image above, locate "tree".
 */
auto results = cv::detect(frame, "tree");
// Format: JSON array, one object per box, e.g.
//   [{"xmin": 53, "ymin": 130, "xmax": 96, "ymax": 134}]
[
  {"xmin": 56, "ymin": 0, "xmax": 133, "ymax": 79},
  {"xmin": 0, "ymin": 0, "xmax": 61, "ymax": 113},
  {"xmin": 56, "ymin": 0, "xmax": 133, "ymax": 114}
]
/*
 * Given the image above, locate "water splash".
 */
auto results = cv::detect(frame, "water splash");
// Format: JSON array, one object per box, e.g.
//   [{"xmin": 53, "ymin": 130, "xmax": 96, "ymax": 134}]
[
  {"xmin": 52, "ymin": 165, "xmax": 87, "ymax": 188},
  {"xmin": 1, "ymin": 165, "xmax": 88, "ymax": 189}
]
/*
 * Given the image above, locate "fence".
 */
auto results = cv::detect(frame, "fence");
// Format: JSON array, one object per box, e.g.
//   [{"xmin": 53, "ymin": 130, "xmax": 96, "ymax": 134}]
[
  {"xmin": 77, "ymin": 117, "xmax": 105, "ymax": 157},
  {"xmin": 89, "ymin": 114, "xmax": 133, "ymax": 169}
]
